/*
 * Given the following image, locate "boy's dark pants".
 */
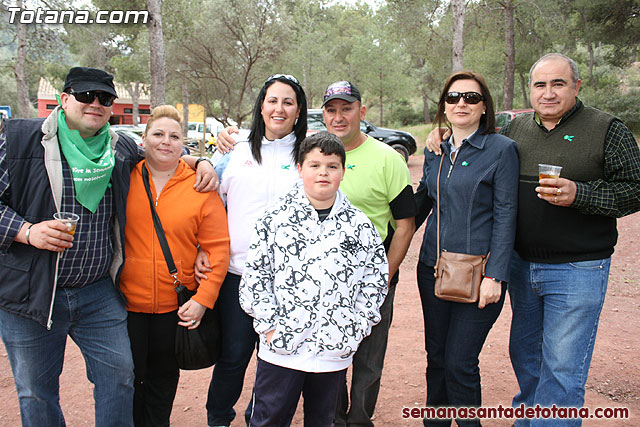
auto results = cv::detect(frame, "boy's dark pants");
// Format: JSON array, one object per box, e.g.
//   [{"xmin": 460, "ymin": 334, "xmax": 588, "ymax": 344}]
[{"xmin": 250, "ymin": 358, "xmax": 346, "ymax": 427}]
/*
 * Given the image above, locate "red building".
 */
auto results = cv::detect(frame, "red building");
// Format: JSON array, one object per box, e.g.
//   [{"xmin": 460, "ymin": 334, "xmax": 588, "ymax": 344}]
[{"xmin": 37, "ymin": 78, "xmax": 151, "ymax": 125}]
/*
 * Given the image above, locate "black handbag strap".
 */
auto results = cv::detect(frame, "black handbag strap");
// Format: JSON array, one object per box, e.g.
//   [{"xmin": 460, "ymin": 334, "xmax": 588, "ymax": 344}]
[{"xmin": 141, "ymin": 164, "xmax": 181, "ymax": 286}]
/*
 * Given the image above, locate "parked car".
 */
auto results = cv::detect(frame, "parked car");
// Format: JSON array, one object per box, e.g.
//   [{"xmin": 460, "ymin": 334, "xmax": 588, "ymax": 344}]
[
  {"xmin": 495, "ymin": 109, "xmax": 534, "ymax": 131},
  {"xmin": 306, "ymin": 109, "xmax": 417, "ymax": 161},
  {"xmin": 185, "ymin": 135, "xmax": 217, "ymax": 154},
  {"xmin": 0, "ymin": 106, "xmax": 11, "ymax": 120},
  {"xmin": 111, "ymin": 125, "xmax": 145, "ymax": 148},
  {"xmin": 187, "ymin": 118, "xmax": 225, "ymax": 142},
  {"xmin": 307, "ymin": 110, "xmax": 327, "ymax": 133}
]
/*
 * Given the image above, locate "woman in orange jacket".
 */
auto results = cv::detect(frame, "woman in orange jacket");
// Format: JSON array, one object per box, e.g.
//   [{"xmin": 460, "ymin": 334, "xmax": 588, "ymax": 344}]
[{"xmin": 119, "ymin": 105, "xmax": 230, "ymax": 427}]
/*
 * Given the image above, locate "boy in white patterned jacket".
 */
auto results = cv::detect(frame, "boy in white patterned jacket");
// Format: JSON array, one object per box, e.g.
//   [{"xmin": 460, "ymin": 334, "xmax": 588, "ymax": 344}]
[{"xmin": 239, "ymin": 131, "xmax": 388, "ymax": 427}]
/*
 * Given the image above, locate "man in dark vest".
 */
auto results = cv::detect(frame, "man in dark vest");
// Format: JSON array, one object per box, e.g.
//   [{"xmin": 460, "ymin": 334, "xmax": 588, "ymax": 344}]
[
  {"xmin": 0, "ymin": 67, "xmax": 216, "ymax": 427},
  {"xmin": 426, "ymin": 53, "xmax": 640, "ymax": 425},
  {"xmin": 504, "ymin": 53, "xmax": 640, "ymax": 426}
]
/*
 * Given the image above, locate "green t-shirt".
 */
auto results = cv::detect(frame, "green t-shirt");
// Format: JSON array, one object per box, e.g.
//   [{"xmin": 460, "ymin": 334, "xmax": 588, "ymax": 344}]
[{"xmin": 340, "ymin": 136, "xmax": 412, "ymax": 241}]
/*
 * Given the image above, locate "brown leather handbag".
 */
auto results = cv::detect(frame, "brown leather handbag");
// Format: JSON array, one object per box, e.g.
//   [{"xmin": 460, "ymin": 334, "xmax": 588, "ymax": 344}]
[{"xmin": 433, "ymin": 154, "xmax": 489, "ymax": 303}]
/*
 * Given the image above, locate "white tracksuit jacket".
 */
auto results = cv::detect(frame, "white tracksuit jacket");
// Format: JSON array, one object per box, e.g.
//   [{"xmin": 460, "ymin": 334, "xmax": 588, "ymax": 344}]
[{"xmin": 217, "ymin": 132, "xmax": 300, "ymax": 275}]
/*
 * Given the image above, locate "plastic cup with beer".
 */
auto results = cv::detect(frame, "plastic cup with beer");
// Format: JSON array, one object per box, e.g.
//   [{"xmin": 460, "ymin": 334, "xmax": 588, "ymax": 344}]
[
  {"xmin": 538, "ymin": 164, "xmax": 562, "ymax": 188},
  {"xmin": 54, "ymin": 212, "xmax": 79, "ymax": 236}
]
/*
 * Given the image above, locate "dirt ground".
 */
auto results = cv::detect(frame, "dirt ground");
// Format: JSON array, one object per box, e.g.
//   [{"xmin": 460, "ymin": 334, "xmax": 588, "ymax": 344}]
[{"xmin": 1, "ymin": 154, "xmax": 639, "ymax": 426}]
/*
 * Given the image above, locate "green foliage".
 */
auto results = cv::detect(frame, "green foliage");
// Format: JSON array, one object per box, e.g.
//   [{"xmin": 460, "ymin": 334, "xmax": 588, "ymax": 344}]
[
  {"xmin": 171, "ymin": 0, "xmax": 287, "ymax": 125},
  {"xmin": 272, "ymin": 0, "xmax": 346, "ymax": 107},
  {"xmin": 581, "ymin": 0, "xmax": 640, "ymax": 65},
  {"xmin": 581, "ymin": 87, "xmax": 640, "ymax": 133},
  {"xmin": 0, "ymin": 68, "xmax": 19, "ymax": 115},
  {"xmin": 63, "ymin": 10, "xmax": 134, "ymax": 71},
  {"xmin": 387, "ymin": 0, "xmax": 451, "ymax": 119},
  {"xmin": 581, "ymin": 68, "xmax": 640, "ymax": 133},
  {"xmin": 393, "ymin": 100, "xmax": 423, "ymax": 126},
  {"xmin": 344, "ymin": 6, "xmax": 414, "ymax": 125},
  {"xmin": 399, "ymin": 123, "xmax": 433, "ymax": 153},
  {"xmin": 574, "ymin": 46, "xmax": 640, "ymax": 133},
  {"xmin": 0, "ymin": 2, "xmax": 71, "ymax": 114},
  {"xmin": 2, "ymin": 0, "xmax": 640, "ymax": 127},
  {"xmin": 109, "ymin": 32, "xmax": 150, "ymax": 84}
]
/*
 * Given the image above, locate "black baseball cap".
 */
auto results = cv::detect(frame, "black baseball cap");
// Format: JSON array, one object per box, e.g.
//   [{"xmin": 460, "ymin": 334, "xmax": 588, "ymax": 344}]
[
  {"xmin": 322, "ymin": 81, "xmax": 361, "ymax": 107},
  {"xmin": 63, "ymin": 67, "xmax": 118, "ymax": 97}
]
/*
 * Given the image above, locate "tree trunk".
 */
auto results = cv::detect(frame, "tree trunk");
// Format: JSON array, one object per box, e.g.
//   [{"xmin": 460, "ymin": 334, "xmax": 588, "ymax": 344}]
[
  {"xmin": 502, "ymin": 0, "xmax": 515, "ymax": 110},
  {"xmin": 587, "ymin": 41, "xmax": 595, "ymax": 84},
  {"xmin": 451, "ymin": 0, "xmax": 465, "ymax": 72},
  {"xmin": 133, "ymin": 84, "xmax": 140, "ymax": 125},
  {"xmin": 423, "ymin": 93, "xmax": 431, "ymax": 124},
  {"xmin": 581, "ymin": 11, "xmax": 595, "ymax": 85},
  {"xmin": 182, "ymin": 79, "xmax": 189, "ymax": 137},
  {"xmin": 302, "ymin": 64, "xmax": 313, "ymax": 108},
  {"xmin": 519, "ymin": 72, "xmax": 530, "ymax": 108},
  {"xmin": 146, "ymin": 0, "xmax": 166, "ymax": 107},
  {"xmin": 379, "ymin": 70, "xmax": 384, "ymax": 125},
  {"xmin": 15, "ymin": 0, "xmax": 31, "ymax": 118},
  {"xmin": 126, "ymin": 83, "xmax": 141, "ymax": 125}
]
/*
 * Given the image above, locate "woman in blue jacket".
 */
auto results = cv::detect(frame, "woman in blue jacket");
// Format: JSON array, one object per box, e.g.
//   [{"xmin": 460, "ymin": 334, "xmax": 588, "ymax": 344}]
[{"xmin": 415, "ymin": 71, "xmax": 519, "ymax": 426}]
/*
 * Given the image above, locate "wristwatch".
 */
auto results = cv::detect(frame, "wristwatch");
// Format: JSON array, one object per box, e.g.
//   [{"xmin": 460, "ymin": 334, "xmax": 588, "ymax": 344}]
[{"xmin": 195, "ymin": 156, "xmax": 213, "ymax": 169}]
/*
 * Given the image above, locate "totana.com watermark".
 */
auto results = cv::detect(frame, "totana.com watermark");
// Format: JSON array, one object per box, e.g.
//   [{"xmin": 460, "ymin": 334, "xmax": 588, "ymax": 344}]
[{"xmin": 7, "ymin": 7, "xmax": 148, "ymax": 25}]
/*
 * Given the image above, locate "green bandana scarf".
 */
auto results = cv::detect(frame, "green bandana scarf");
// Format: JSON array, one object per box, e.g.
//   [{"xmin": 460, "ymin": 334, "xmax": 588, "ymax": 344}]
[{"xmin": 57, "ymin": 109, "xmax": 115, "ymax": 213}]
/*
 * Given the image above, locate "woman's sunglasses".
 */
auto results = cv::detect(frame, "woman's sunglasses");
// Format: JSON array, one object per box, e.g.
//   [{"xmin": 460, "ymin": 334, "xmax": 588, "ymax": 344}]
[
  {"xmin": 68, "ymin": 90, "xmax": 116, "ymax": 107},
  {"xmin": 444, "ymin": 91, "xmax": 484, "ymax": 105}
]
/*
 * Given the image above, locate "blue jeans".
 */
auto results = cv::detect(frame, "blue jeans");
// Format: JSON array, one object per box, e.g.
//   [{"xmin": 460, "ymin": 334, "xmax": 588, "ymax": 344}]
[
  {"xmin": 207, "ymin": 272, "xmax": 258, "ymax": 426},
  {"xmin": 508, "ymin": 252, "xmax": 610, "ymax": 427},
  {"xmin": 0, "ymin": 277, "xmax": 134, "ymax": 427},
  {"xmin": 417, "ymin": 262, "xmax": 506, "ymax": 427}
]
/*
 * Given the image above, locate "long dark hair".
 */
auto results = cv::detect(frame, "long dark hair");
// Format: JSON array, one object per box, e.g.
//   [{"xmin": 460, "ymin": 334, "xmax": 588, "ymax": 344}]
[
  {"xmin": 248, "ymin": 75, "xmax": 308, "ymax": 164},
  {"xmin": 433, "ymin": 70, "xmax": 496, "ymax": 137}
]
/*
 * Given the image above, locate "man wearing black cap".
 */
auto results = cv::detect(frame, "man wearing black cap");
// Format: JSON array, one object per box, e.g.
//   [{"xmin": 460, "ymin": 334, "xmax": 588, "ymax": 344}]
[
  {"xmin": 0, "ymin": 66, "xmax": 215, "ymax": 426},
  {"xmin": 322, "ymin": 81, "xmax": 416, "ymax": 427}
]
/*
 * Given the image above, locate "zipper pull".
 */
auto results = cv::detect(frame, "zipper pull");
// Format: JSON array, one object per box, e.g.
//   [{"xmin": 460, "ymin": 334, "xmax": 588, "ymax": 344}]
[
  {"xmin": 155, "ymin": 196, "xmax": 159, "ymax": 207},
  {"xmin": 447, "ymin": 164, "xmax": 454, "ymax": 179}
]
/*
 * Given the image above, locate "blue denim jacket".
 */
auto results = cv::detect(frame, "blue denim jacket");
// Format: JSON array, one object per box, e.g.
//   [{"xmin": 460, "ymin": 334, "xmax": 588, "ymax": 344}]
[{"xmin": 416, "ymin": 131, "xmax": 519, "ymax": 282}]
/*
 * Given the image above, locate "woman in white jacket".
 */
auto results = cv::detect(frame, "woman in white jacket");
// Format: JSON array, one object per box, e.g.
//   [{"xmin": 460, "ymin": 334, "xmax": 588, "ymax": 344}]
[{"xmin": 204, "ymin": 74, "xmax": 308, "ymax": 427}]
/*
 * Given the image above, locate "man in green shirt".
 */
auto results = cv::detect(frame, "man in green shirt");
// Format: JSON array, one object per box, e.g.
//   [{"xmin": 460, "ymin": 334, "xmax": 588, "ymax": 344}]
[
  {"xmin": 322, "ymin": 81, "xmax": 416, "ymax": 427},
  {"xmin": 213, "ymin": 81, "xmax": 416, "ymax": 427}
]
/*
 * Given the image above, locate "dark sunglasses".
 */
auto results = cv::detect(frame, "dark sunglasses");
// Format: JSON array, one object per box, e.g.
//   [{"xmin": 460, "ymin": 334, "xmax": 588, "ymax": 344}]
[
  {"xmin": 444, "ymin": 91, "xmax": 484, "ymax": 105},
  {"xmin": 265, "ymin": 74, "xmax": 300, "ymax": 86},
  {"xmin": 68, "ymin": 90, "xmax": 116, "ymax": 107}
]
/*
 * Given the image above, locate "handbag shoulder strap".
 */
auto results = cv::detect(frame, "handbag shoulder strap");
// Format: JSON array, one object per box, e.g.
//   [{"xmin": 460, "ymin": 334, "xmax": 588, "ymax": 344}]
[
  {"xmin": 141, "ymin": 164, "xmax": 180, "ymax": 285},
  {"xmin": 436, "ymin": 153, "xmax": 445, "ymax": 258},
  {"xmin": 435, "ymin": 151, "xmax": 491, "ymax": 273}
]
